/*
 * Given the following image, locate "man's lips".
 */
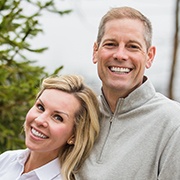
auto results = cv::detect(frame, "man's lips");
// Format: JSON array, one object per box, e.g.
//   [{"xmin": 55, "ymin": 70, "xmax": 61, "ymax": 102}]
[{"xmin": 109, "ymin": 66, "xmax": 132, "ymax": 74}]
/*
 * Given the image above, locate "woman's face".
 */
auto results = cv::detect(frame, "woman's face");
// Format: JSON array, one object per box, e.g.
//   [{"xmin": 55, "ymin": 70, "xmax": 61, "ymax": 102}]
[{"xmin": 25, "ymin": 89, "xmax": 80, "ymax": 158}]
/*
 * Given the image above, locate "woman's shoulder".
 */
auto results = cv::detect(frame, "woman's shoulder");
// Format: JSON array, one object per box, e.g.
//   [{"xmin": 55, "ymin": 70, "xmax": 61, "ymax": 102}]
[{"xmin": 0, "ymin": 149, "xmax": 28, "ymax": 162}]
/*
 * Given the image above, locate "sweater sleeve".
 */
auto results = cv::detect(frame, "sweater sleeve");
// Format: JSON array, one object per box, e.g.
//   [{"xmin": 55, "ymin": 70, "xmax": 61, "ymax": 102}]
[{"xmin": 158, "ymin": 126, "xmax": 180, "ymax": 179}]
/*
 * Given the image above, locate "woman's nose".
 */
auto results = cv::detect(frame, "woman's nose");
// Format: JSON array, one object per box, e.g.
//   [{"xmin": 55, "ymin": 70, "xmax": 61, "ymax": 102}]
[{"xmin": 35, "ymin": 114, "xmax": 48, "ymax": 127}]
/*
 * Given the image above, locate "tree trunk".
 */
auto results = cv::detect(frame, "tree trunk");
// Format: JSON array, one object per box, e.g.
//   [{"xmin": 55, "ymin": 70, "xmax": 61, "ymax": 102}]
[{"xmin": 168, "ymin": 0, "xmax": 179, "ymax": 99}]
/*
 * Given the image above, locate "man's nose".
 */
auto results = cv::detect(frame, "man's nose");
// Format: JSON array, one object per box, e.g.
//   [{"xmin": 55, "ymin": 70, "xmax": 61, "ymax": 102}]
[{"xmin": 113, "ymin": 45, "xmax": 128, "ymax": 61}]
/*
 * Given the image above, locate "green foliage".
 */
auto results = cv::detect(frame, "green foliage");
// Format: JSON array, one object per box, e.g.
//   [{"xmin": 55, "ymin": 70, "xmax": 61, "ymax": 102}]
[{"xmin": 0, "ymin": 0, "xmax": 71, "ymax": 153}]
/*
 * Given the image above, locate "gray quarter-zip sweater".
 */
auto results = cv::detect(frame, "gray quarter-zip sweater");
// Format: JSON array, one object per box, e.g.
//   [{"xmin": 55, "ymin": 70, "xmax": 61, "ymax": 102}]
[{"xmin": 75, "ymin": 77, "xmax": 180, "ymax": 180}]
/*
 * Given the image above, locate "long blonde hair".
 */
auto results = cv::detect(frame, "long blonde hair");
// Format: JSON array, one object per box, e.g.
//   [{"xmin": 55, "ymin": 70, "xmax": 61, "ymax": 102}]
[{"xmin": 37, "ymin": 74, "xmax": 100, "ymax": 180}]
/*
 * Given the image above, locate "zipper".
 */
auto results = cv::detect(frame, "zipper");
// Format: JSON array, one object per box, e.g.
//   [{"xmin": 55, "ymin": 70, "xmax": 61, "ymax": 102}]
[
  {"xmin": 97, "ymin": 115, "xmax": 113, "ymax": 163},
  {"xmin": 96, "ymin": 96, "xmax": 124, "ymax": 163}
]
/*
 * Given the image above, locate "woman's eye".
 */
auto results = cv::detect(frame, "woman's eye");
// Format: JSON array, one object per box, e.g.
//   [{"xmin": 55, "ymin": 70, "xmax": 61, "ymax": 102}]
[
  {"xmin": 37, "ymin": 104, "xmax": 44, "ymax": 111},
  {"xmin": 53, "ymin": 114, "xmax": 63, "ymax": 122}
]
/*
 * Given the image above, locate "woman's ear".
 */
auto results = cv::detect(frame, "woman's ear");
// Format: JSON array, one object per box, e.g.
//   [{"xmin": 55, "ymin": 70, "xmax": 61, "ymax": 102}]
[{"xmin": 67, "ymin": 135, "xmax": 75, "ymax": 145}]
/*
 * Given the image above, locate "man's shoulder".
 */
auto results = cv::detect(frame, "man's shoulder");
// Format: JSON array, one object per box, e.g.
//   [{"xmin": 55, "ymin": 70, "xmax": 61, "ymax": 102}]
[{"xmin": 155, "ymin": 92, "xmax": 180, "ymax": 109}]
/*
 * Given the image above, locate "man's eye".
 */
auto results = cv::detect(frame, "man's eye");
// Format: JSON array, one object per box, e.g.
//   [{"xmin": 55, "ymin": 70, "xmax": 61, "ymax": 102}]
[
  {"xmin": 128, "ymin": 44, "xmax": 140, "ymax": 49},
  {"xmin": 37, "ymin": 104, "xmax": 44, "ymax": 111},
  {"xmin": 104, "ymin": 43, "xmax": 116, "ymax": 47},
  {"xmin": 53, "ymin": 114, "xmax": 63, "ymax": 122}
]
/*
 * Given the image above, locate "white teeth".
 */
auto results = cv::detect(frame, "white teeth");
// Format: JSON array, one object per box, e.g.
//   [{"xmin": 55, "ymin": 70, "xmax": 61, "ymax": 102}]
[
  {"xmin": 111, "ymin": 67, "xmax": 131, "ymax": 73},
  {"xmin": 31, "ymin": 128, "xmax": 48, "ymax": 139}
]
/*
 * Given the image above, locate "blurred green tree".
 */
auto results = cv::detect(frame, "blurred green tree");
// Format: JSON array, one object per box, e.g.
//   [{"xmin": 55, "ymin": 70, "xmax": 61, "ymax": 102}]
[{"xmin": 0, "ymin": 0, "xmax": 71, "ymax": 153}]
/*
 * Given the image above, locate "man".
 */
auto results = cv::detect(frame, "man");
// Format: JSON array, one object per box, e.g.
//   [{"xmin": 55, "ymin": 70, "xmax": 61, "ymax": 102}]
[{"xmin": 75, "ymin": 6, "xmax": 180, "ymax": 180}]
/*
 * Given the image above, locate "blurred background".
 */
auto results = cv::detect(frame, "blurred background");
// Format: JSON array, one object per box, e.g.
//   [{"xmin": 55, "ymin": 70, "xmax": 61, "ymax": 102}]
[{"xmin": 31, "ymin": 0, "xmax": 179, "ymax": 99}]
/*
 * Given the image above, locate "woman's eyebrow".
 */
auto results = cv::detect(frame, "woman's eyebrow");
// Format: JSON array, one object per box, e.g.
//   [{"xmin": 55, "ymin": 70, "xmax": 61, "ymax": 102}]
[
  {"xmin": 54, "ymin": 110, "xmax": 69, "ymax": 118},
  {"xmin": 38, "ymin": 98, "xmax": 45, "ymax": 106},
  {"xmin": 38, "ymin": 98, "xmax": 69, "ymax": 118}
]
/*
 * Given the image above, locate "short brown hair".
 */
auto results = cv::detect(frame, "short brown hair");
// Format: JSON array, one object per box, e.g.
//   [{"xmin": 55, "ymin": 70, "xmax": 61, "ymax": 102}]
[{"xmin": 97, "ymin": 6, "xmax": 153, "ymax": 49}]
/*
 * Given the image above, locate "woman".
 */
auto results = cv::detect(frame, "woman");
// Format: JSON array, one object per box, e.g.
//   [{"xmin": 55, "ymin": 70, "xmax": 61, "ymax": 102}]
[{"xmin": 0, "ymin": 74, "xmax": 100, "ymax": 180}]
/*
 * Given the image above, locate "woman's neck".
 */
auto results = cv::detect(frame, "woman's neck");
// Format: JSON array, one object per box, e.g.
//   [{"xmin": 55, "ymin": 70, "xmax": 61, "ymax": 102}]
[{"xmin": 23, "ymin": 151, "xmax": 58, "ymax": 174}]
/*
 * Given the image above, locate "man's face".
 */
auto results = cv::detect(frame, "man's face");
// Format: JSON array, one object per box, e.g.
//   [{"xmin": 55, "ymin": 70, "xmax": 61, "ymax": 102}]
[{"xmin": 93, "ymin": 18, "xmax": 155, "ymax": 98}]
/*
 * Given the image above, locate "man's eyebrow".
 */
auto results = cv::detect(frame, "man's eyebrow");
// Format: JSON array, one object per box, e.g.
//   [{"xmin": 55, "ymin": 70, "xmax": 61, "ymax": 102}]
[
  {"xmin": 128, "ymin": 40, "xmax": 142, "ymax": 47},
  {"xmin": 103, "ymin": 38, "xmax": 116, "ymax": 42}
]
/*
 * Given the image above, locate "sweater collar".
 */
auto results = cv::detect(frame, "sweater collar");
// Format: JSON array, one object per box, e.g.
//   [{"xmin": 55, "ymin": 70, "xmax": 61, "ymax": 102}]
[{"xmin": 100, "ymin": 76, "xmax": 156, "ymax": 115}]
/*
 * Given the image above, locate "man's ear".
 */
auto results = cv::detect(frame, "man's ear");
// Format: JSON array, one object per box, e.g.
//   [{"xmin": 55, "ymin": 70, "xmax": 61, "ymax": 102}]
[
  {"xmin": 67, "ymin": 135, "xmax": 75, "ymax": 145},
  {"xmin": 93, "ymin": 42, "xmax": 98, "ymax": 64},
  {"xmin": 146, "ymin": 46, "xmax": 156, "ymax": 69}
]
